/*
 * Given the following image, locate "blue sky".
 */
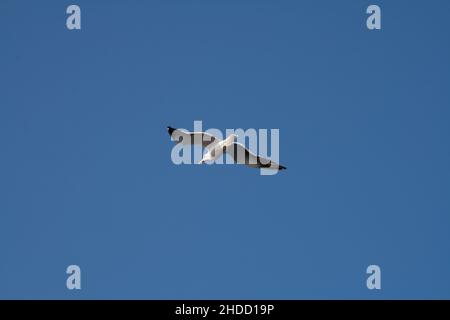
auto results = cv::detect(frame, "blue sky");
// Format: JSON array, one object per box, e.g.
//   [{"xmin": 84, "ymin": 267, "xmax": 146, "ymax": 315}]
[{"xmin": 1, "ymin": 0, "xmax": 450, "ymax": 299}]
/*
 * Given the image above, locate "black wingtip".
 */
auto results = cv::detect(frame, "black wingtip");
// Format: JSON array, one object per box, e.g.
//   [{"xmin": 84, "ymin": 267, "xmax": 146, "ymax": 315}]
[
  {"xmin": 167, "ymin": 126, "xmax": 176, "ymax": 136},
  {"xmin": 279, "ymin": 165, "xmax": 287, "ymax": 170}
]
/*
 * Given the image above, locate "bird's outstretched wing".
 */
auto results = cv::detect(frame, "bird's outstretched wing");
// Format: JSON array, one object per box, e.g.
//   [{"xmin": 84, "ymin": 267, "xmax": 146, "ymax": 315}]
[
  {"xmin": 225, "ymin": 142, "xmax": 286, "ymax": 170},
  {"xmin": 167, "ymin": 126, "xmax": 218, "ymax": 148}
]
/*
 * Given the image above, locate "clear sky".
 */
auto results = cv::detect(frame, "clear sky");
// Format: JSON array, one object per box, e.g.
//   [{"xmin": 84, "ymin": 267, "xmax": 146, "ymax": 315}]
[{"xmin": 1, "ymin": 0, "xmax": 450, "ymax": 299}]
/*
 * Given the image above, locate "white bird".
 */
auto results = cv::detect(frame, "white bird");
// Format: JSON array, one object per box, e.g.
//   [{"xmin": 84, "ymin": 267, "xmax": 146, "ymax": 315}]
[{"xmin": 167, "ymin": 126, "xmax": 286, "ymax": 170}]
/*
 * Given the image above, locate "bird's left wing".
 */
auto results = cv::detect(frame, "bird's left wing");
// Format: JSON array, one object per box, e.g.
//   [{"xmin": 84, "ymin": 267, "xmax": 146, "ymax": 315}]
[{"xmin": 167, "ymin": 126, "xmax": 218, "ymax": 148}]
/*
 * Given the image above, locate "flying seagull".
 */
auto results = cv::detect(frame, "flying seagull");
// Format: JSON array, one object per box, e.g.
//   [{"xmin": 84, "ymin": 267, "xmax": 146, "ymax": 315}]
[{"xmin": 167, "ymin": 126, "xmax": 286, "ymax": 170}]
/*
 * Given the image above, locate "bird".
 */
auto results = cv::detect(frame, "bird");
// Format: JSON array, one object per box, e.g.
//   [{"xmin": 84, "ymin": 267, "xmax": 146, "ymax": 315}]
[{"xmin": 167, "ymin": 126, "xmax": 286, "ymax": 170}]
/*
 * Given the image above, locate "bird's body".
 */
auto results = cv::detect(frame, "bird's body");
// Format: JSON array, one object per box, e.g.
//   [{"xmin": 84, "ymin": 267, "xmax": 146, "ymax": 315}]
[{"xmin": 199, "ymin": 133, "xmax": 236, "ymax": 164}]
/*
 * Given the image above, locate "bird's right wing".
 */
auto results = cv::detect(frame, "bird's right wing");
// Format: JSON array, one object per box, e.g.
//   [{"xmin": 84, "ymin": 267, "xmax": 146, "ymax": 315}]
[
  {"xmin": 167, "ymin": 126, "xmax": 218, "ymax": 148},
  {"xmin": 225, "ymin": 142, "xmax": 286, "ymax": 170}
]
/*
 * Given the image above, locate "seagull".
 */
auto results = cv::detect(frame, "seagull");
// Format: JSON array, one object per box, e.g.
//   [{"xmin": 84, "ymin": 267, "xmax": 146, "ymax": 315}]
[{"xmin": 167, "ymin": 126, "xmax": 286, "ymax": 170}]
